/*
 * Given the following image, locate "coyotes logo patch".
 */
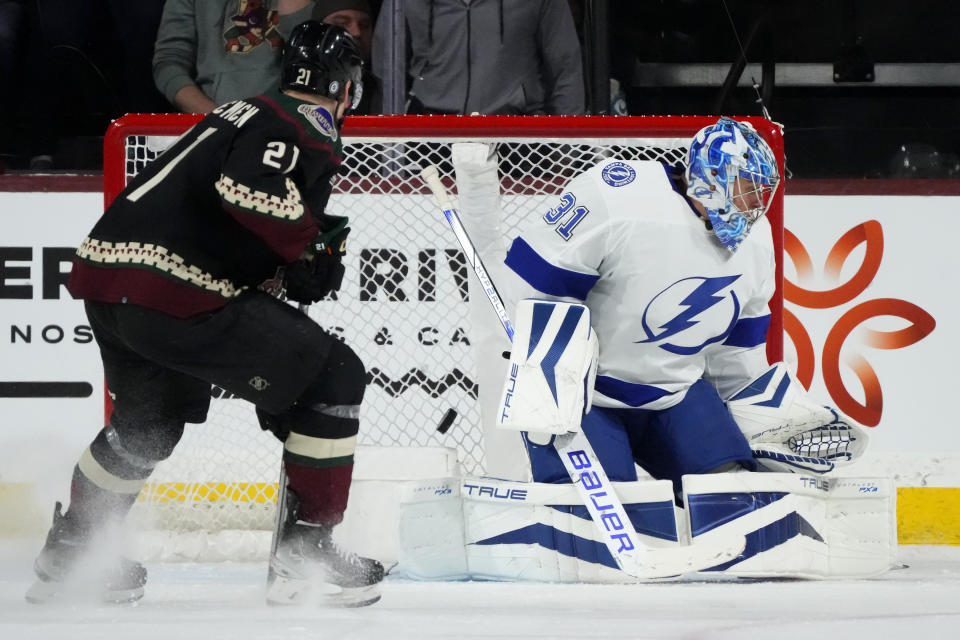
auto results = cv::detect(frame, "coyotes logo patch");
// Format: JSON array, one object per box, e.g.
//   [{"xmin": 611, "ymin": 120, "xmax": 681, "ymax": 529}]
[{"xmin": 224, "ymin": 0, "xmax": 282, "ymax": 53}]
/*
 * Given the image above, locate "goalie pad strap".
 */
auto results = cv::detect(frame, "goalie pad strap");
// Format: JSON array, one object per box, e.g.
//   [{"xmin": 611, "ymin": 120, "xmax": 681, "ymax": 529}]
[{"xmin": 751, "ymin": 445, "xmax": 835, "ymax": 474}]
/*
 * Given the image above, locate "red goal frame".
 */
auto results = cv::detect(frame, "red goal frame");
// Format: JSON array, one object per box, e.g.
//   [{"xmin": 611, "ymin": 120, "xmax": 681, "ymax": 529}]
[{"xmin": 104, "ymin": 113, "xmax": 785, "ymax": 364}]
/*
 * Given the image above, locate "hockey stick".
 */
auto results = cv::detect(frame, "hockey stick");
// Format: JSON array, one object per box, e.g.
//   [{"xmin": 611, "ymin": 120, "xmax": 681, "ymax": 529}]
[{"xmin": 419, "ymin": 165, "xmax": 746, "ymax": 579}]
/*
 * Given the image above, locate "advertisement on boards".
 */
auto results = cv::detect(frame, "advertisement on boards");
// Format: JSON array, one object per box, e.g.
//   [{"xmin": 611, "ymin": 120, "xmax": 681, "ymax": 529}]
[
  {"xmin": 783, "ymin": 196, "xmax": 948, "ymax": 453},
  {"xmin": 1, "ymin": 190, "xmax": 957, "ymax": 489},
  {"xmin": 0, "ymin": 192, "xmax": 104, "ymax": 482}
]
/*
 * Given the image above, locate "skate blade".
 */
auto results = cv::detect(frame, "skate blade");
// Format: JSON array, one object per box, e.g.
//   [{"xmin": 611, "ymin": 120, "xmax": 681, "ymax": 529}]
[
  {"xmin": 25, "ymin": 578, "xmax": 144, "ymax": 605},
  {"xmin": 266, "ymin": 572, "xmax": 380, "ymax": 608}
]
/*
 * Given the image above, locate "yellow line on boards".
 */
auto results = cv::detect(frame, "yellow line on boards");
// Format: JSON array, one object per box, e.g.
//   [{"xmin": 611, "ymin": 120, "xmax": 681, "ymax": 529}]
[
  {"xmin": 2, "ymin": 483, "xmax": 958, "ymax": 544},
  {"xmin": 897, "ymin": 488, "xmax": 960, "ymax": 545},
  {"xmin": 137, "ymin": 482, "xmax": 279, "ymax": 504}
]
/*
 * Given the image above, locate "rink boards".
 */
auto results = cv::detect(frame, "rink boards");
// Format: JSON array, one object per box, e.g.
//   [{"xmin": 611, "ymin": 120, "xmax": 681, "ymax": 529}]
[{"xmin": 1, "ymin": 180, "xmax": 959, "ymax": 545}]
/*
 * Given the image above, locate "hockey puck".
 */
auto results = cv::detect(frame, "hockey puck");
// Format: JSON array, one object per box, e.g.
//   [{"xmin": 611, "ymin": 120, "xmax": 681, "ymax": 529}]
[{"xmin": 436, "ymin": 408, "xmax": 457, "ymax": 434}]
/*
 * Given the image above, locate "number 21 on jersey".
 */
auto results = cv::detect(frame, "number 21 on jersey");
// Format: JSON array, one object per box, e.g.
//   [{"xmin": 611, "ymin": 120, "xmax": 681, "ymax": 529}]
[{"xmin": 543, "ymin": 192, "xmax": 589, "ymax": 240}]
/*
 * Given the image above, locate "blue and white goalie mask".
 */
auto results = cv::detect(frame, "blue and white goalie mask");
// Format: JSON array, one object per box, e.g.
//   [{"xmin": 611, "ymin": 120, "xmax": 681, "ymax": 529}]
[{"xmin": 686, "ymin": 117, "xmax": 780, "ymax": 252}]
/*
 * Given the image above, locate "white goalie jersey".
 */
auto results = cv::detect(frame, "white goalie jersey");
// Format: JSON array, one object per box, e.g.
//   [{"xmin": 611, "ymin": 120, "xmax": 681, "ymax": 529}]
[{"xmin": 503, "ymin": 159, "xmax": 777, "ymax": 410}]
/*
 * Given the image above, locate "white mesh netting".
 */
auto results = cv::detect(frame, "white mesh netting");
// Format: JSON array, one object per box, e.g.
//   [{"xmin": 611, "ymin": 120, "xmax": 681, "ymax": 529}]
[{"xmin": 111, "ymin": 118, "xmax": 769, "ymax": 537}]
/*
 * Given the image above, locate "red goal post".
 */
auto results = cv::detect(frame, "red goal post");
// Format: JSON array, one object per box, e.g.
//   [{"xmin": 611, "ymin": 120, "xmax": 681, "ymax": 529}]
[
  {"xmin": 104, "ymin": 114, "xmax": 784, "ymax": 538},
  {"xmin": 105, "ymin": 113, "xmax": 785, "ymax": 361}
]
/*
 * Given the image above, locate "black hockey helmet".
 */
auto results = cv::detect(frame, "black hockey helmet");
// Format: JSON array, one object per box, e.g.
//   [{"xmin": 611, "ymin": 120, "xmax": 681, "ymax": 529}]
[{"xmin": 281, "ymin": 21, "xmax": 364, "ymax": 110}]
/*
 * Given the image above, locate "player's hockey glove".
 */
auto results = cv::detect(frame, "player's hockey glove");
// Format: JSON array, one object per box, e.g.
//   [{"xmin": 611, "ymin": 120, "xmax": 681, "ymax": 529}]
[
  {"xmin": 307, "ymin": 214, "xmax": 350, "ymax": 256},
  {"xmin": 284, "ymin": 216, "xmax": 350, "ymax": 304}
]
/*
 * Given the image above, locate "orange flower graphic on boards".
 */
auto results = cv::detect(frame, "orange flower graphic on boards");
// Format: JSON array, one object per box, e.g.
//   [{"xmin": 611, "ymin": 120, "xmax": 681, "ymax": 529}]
[{"xmin": 783, "ymin": 220, "xmax": 935, "ymax": 427}]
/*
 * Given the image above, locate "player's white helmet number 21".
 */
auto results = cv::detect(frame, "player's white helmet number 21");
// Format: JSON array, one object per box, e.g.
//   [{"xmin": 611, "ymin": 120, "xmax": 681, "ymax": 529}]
[{"xmin": 686, "ymin": 117, "xmax": 780, "ymax": 252}]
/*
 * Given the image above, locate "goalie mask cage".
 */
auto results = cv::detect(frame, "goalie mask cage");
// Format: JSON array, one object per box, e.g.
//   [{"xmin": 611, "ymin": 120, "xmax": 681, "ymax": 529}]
[{"xmin": 104, "ymin": 114, "xmax": 785, "ymax": 545}]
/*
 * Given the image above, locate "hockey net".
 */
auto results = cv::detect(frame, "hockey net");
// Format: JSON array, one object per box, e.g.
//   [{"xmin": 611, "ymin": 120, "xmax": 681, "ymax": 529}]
[{"xmin": 104, "ymin": 114, "xmax": 785, "ymax": 548}]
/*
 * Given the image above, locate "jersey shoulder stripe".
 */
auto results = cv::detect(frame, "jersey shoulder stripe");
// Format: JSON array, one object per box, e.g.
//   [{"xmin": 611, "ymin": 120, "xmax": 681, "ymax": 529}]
[{"xmin": 504, "ymin": 237, "xmax": 599, "ymax": 300}]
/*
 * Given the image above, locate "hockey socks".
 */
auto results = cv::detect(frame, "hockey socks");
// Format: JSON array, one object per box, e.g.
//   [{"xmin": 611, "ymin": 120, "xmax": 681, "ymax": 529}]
[{"xmin": 283, "ymin": 459, "xmax": 354, "ymax": 526}]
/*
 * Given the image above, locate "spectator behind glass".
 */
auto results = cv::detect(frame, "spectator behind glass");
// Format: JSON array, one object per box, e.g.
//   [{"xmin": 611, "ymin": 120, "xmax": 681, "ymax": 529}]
[
  {"xmin": 311, "ymin": 0, "xmax": 381, "ymax": 114},
  {"xmin": 373, "ymin": 0, "xmax": 584, "ymax": 115},
  {"xmin": 153, "ymin": 0, "xmax": 315, "ymax": 114},
  {"xmin": 0, "ymin": 0, "xmax": 24, "ymax": 168},
  {"xmin": 312, "ymin": 0, "xmax": 372, "ymax": 59},
  {"xmin": 4, "ymin": 0, "xmax": 167, "ymax": 170}
]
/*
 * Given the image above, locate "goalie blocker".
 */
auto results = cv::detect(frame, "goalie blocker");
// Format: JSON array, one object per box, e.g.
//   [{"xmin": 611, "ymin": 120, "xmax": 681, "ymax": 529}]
[{"xmin": 497, "ymin": 298, "xmax": 598, "ymax": 438}]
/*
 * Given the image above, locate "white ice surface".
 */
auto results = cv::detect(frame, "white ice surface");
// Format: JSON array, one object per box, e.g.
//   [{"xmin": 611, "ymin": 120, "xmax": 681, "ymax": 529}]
[{"xmin": 2, "ymin": 541, "xmax": 958, "ymax": 640}]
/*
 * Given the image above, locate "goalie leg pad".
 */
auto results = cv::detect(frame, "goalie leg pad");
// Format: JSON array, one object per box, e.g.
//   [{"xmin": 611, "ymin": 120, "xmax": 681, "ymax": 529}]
[
  {"xmin": 682, "ymin": 472, "xmax": 896, "ymax": 578},
  {"xmin": 498, "ymin": 299, "xmax": 598, "ymax": 435},
  {"xmin": 391, "ymin": 474, "xmax": 680, "ymax": 583},
  {"xmin": 461, "ymin": 478, "xmax": 679, "ymax": 583}
]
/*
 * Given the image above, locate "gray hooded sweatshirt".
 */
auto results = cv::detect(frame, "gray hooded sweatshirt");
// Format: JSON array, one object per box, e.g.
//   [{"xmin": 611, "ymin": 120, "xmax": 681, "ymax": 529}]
[
  {"xmin": 376, "ymin": 0, "xmax": 585, "ymax": 115},
  {"xmin": 154, "ymin": 0, "xmax": 313, "ymax": 109}
]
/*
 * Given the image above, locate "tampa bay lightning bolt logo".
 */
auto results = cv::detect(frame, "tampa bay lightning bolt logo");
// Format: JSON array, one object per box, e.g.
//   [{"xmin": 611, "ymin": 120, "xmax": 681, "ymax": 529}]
[
  {"xmin": 637, "ymin": 275, "xmax": 742, "ymax": 355},
  {"xmin": 601, "ymin": 161, "xmax": 636, "ymax": 187}
]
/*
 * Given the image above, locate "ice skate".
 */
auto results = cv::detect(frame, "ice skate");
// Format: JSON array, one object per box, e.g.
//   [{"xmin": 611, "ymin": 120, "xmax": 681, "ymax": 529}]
[
  {"xmin": 25, "ymin": 502, "xmax": 146, "ymax": 605},
  {"xmin": 266, "ymin": 492, "xmax": 383, "ymax": 607}
]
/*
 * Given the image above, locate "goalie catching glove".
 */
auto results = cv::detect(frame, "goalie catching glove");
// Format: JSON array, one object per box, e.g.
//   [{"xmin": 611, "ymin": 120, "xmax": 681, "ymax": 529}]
[
  {"xmin": 497, "ymin": 299, "xmax": 599, "ymax": 438},
  {"xmin": 727, "ymin": 362, "xmax": 869, "ymax": 473},
  {"xmin": 284, "ymin": 215, "xmax": 350, "ymax": 304}
]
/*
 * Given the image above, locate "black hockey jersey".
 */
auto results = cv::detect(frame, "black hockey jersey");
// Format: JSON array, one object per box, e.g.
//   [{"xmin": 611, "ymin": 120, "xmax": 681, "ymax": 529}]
[{"xmin": 69, "ymin": 88, "xmax": 344, "ymax": 317}]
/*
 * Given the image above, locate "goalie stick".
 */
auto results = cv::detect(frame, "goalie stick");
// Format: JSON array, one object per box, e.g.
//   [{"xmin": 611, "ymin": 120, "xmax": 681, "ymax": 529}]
[{"xmin": 419, "ymin": 164, "xmax": 746, "ymax": 579}]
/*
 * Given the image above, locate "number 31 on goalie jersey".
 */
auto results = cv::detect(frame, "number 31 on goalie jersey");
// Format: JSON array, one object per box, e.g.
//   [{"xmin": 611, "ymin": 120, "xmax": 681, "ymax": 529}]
[{"xmin": 543, "ymin": 193, "xmax": 590, "ymax": 240}]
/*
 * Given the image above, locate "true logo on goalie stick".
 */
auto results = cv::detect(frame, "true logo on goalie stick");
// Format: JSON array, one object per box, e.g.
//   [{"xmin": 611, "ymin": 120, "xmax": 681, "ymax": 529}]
[
  {"xmin": 601, "ymin": 161, "xmax": 636, "ymax": 187},
  {"xmin": 297, "ymin": 104, "xmax": 338, "ymax": 141}
]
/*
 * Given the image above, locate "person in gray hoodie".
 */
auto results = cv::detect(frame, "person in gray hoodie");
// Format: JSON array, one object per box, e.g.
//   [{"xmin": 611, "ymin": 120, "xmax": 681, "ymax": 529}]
[
  {"xmin": 374, "ymin": 0, "xmax": 584, "ymax": 115},
  {"xmin": 153, "ymin": 0, "xmax": 315, "ymax": 114},
  {"xmin": 312, "ymin": 0, "xmax": 382, "ymax": 113}
]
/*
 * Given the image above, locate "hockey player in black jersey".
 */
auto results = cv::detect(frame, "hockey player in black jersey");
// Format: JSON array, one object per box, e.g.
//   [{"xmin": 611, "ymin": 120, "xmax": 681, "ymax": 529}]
[{"xmin": 27, "ymin": 22, "xmax": 383, "ymax": 607}]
